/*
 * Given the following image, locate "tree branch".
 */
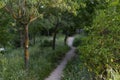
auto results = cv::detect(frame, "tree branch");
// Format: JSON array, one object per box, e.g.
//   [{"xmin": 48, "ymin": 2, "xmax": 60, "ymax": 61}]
[
  {"xmin": 4, "ymin": 6, "xmax": 17, "ymax": 19},
  {"xmin": 29, "ymin": 17, "xmax": 38, "ymax": 23}
]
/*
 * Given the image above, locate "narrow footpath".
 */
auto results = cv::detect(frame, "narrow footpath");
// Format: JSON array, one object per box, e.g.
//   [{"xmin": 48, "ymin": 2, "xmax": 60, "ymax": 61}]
[{"xmin": 45, "ymin": 37, "xmax": 75, "ymax": 80}]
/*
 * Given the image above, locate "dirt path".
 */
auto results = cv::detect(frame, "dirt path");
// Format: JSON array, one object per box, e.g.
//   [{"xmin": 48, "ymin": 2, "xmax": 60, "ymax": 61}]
[{"xmin": 45, "ymin": 37, "xmax": 75, "ymax": 80}]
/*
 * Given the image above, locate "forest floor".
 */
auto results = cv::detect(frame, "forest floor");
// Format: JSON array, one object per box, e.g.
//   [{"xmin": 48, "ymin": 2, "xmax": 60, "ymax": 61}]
[{"xmin": 45, "ymin": 36, "xmax": 75, "ymax": 80}]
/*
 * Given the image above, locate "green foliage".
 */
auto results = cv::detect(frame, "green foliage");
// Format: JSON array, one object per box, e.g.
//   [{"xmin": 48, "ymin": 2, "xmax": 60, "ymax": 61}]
[
  {"xmin": 0, "ymin": 9, "xmax": 13, "ymax": 47},
  {"xmin": 0, "ymin": 49, "xmax": 25, "ymax": 80},
  {"xmin": 73, "ymin": 34, "xmax": 86, "ymax": 47},
  {"xmin": 77, "ymin": 3, "xmax": 120, "ymax": 79},
  {"xmin": 48, "ymin": 45, "xmax": 69, "ymax": 63},
  {"xmin": 1, "ymin": 0, "xmax": 120, "ymax": 80},
  {"xmin": 40, "ymin": 39, "xmax": 52, "ymax": 47},
  {"xmin": 28, "ymin": 37, "xmax": 69, "ymax": 80},
  {"xmin": 62, "ymin": 57, "xmax": 93, "ymax": 80},
  {"xmin": 4, "ymin": 0, "xmax": 41, "ymax": 22},
  {"xmin": 62, "ymin": 1, "xmax": 120, "ymax": 80},
  {"xmin": 0, "ymin": 36, "xmax": 69, "ymax": 80},
  {"xmin": 0, "ymin": 0, "xmax": 5, "ymax": 9}
]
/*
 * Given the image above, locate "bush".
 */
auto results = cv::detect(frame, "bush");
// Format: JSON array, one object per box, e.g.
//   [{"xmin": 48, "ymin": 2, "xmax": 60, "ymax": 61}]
[
  {"xmin": 62, "ymin": 57, "xmax": 93, "ymax": 80},
  {"xmin": 63, "ymin": 4, "xmax": 120, "ymax": 80},
  {"xmin": 40, "ymin": 39, "xmax": 52, "ymax": 47},
  {"xmin": 73, "ymin": 36, "xmax": 81, "ymax": 47},
  {"xmin": 73, "ymin": 35, "xmax": 85, "ymax": 47},
  {"xmin": 77, "ymin": 6, "xmax": 120, "ymax": 79}
]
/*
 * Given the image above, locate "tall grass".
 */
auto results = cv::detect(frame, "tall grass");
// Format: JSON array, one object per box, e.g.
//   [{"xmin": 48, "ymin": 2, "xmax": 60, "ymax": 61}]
[
  {"xmin": 62, "ymin": 57, "xmax": 93, "ymax": 80},
  {"xmin": 0, "ymin": 35, "xmax": 69, "ymax": 80}
]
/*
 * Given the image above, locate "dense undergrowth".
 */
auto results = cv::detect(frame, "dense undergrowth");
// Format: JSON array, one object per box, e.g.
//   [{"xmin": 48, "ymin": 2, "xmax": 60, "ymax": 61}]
[
  {"xmin": 62, "ymin": 56, "xmax": 93, "ymax": 80},
  {"xmin": 62, "ymin": 35, "xmax": 94, "ymax": 80},
  {"xmin": 62, "ymin": 4, "xmax": 120, "ymax": 80},
  {"xmin": 0, "ymin": 36, "xmax": 69, "ymax": 80},
  {"xmin": 63, "ymin": 34, "xmax": 120, "ymax": 80}
]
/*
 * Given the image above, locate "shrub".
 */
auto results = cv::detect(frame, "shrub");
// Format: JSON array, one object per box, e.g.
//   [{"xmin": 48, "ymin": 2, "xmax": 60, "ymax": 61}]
[
  {"xmin": 77, "ymin": 6, "xmax": 120, "ymax": 79},
  {"xmin": 40, "ymin": 39, "xmax": 52, "ymax": 47},
  {"xmin": 62, "ymin": 57, "xmax": 93, "ymax": 80},
  {"xmin": 73, "ymin": 36, "xmax": 81, "ymax": 47},
  {"xmin": 73, "ymin": 34, "xmax": 85, "ymax": 47}
]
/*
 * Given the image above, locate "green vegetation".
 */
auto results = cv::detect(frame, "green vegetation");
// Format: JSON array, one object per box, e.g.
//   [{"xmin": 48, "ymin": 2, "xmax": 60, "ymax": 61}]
[
  {"xmin": 73, "ymin": 34, "xmax": 85, "ymax": 47},
  {"xmin": 0, "ymin": 0, "xmax": 120, "ymax": 80},
  {"xmin": 62, "ymin": 57, "xmax": 93, "ymax": 80},
  {"xmin": 63, "ymin": 1, "xmax": 120, "ymax": 80},
  {"xmin": 79, "ymin": 1, "xmax": 120, "ymax": 79},
  {"xmin": 0, "ymin": 36, "xmax": 69, "ymax": 80}
]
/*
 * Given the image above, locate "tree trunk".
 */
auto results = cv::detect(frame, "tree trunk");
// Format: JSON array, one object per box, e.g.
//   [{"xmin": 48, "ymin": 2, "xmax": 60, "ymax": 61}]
[
  {"xmin": 24, "ymin": 24, "xmax": 29, "ymax": 70},
  {"xmin": 64, "ymin": 33, "xmax": 68, "ymax": 45},
  {"xmin": 52, "ymin": 24, "xmax": 58, "ymax": 50},
  {"xmin": 52, "ymin": 31, "xmax": 57, "ymax": 50}
]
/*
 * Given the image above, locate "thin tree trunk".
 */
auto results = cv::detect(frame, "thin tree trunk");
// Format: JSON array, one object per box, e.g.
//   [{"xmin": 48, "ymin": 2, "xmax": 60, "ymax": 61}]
[
  {"xmin": 52, "ymin": 31, "xmax": 57, "ymax": 50},
  {"xmin": 64, "ymin": 33, "xmax": 68, "ymax": 45},
  {"xmin": 52, "ymin": 24, "xmax": 58, "ymax": 50},
  {"xmin": 24, "ymin": 24, "xmax": 29, "ymax": 70}
]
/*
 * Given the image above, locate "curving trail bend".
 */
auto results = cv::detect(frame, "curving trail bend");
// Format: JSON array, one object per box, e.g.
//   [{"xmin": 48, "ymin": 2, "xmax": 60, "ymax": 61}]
[{"xmin": 45, "ymin": 37, "xmax": 75, "ymax": 80}]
